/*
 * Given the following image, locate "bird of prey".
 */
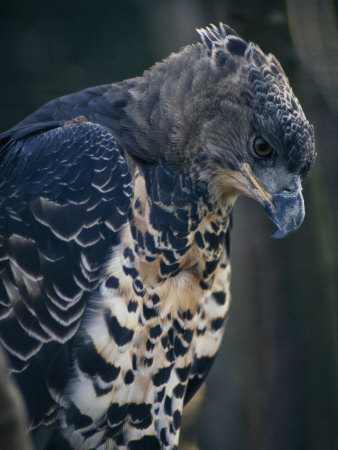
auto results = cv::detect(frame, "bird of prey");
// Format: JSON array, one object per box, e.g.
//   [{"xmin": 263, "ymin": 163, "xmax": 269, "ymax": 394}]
[{"xmin": 0, "ymin": 23, "xmax": 315, "ymax": 450}]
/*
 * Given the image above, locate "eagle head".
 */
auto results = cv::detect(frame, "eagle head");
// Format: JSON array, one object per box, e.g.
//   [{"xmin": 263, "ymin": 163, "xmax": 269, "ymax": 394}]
[
  {"xmin": 190, "ymin": 24, "xmax": 316, "ymax": 238},
  {"xmin": 126, "ymin": 23, "xmax": 315, "ymax": 238}
]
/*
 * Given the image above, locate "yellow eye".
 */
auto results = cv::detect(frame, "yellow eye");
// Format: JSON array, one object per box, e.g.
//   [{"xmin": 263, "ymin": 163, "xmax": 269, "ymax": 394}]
[{"xmin": 253, "ymin": 137, "xmax": 273, "ymax": 157}]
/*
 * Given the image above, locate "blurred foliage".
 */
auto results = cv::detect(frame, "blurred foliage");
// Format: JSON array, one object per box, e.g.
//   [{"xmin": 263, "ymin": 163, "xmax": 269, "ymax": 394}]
[{"xmin": 0, "ymin": 0, "xmax": 337, "ymax": 449}]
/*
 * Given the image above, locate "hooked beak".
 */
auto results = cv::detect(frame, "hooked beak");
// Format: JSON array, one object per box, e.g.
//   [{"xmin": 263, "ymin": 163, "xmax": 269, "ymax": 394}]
[
  {"xmin": 242, "ymin": 163, "xmax": 305, "ymax": 239},
  {"xmin": 264, "ymin": 186, "xmax": 305, "ymax": 239}
]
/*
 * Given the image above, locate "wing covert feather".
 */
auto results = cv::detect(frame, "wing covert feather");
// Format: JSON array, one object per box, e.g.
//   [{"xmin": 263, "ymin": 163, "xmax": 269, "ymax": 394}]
[{"xmin": 0, "ymin": 120, "xmax": 133, "ymax": 426}]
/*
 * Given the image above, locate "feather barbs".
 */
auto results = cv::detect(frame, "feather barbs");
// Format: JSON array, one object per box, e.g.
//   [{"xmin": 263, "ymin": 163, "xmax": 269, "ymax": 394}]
[{"xmin": 197, "ymin": 23, "xmax": 248, "ymax": 64}]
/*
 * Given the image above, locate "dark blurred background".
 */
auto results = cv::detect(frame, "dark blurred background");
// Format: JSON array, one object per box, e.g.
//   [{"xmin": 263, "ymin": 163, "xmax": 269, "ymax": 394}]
[{"xmin": 0, "ymin": 0, "xmax": 337, "ymax": 449}]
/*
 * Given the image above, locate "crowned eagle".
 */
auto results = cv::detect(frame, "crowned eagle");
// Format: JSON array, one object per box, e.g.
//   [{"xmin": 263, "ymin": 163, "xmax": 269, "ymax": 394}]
[{"xmin": 0, "ymin": 24, "xmax": 315, "ymax": 449}]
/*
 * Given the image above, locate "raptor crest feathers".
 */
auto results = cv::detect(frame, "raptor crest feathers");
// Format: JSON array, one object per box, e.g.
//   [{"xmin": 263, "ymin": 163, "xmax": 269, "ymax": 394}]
[{"xmin": 197, "ymin": 23, "xmax": 248, "ymax": 65}]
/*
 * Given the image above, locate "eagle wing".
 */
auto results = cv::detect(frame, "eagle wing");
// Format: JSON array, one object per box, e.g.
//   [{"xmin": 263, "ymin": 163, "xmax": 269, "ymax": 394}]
[{"xmin": 0, "ymin": 119, "xmax": 133, "ymax": 427}]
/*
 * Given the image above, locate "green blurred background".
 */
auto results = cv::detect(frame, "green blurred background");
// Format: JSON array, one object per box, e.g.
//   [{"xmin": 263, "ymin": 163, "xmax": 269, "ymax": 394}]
[{"xmin": 0, "ymin": 1, "xmax": 337, "ymax": 449}]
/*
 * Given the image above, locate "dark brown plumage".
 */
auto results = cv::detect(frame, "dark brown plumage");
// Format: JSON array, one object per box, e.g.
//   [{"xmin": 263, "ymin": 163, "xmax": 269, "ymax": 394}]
[{"xmin": 0, "ymin": 23, "xmax": 315, "ymax": 449}]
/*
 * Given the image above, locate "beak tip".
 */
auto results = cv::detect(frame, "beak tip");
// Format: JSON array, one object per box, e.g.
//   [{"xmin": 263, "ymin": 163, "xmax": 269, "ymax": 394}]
[
  {"xmin": 270, "ymin": 230, "xmax": 284, "ymax": 239},
  {"xmin": 270, "ymin": 227, "xmax": 292, "ymax": 239},
  {"xmin": 265, "ymin": 190, "xmax": 305, "ymax": 239}
]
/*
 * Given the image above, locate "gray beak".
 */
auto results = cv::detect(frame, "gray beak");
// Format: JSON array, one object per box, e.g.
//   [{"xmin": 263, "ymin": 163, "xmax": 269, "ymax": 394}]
[
  {"xmin": 264, "ymin": 178, "xmax": 305, "ymax": 239},
  {"xmin": 242, "ymin": 163, "xmax": 305, "ymax": 239}
]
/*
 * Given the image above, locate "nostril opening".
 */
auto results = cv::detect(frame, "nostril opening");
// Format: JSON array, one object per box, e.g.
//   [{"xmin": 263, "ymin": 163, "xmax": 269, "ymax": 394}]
[{"xmin": 279, "ymin": 186, "xmax": 296, "ymax": 196}]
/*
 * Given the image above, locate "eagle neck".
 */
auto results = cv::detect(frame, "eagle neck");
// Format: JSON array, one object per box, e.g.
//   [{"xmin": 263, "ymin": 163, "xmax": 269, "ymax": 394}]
[{"xmin": 121, "ymin": 45, "xmax": 205, "ymax": 166}]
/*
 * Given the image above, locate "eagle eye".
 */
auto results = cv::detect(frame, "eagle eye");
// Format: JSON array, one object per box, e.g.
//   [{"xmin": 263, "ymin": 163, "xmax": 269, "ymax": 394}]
[{"xmin": 253, "ymin": 137, "xmax": 273, "ymax": 157}]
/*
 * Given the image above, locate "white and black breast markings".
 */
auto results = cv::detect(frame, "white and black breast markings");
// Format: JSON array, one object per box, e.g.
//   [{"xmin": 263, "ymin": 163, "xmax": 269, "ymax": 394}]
[{"xmin": 59, "ymin": 164, "xmax": 232, "ymax": 449}]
